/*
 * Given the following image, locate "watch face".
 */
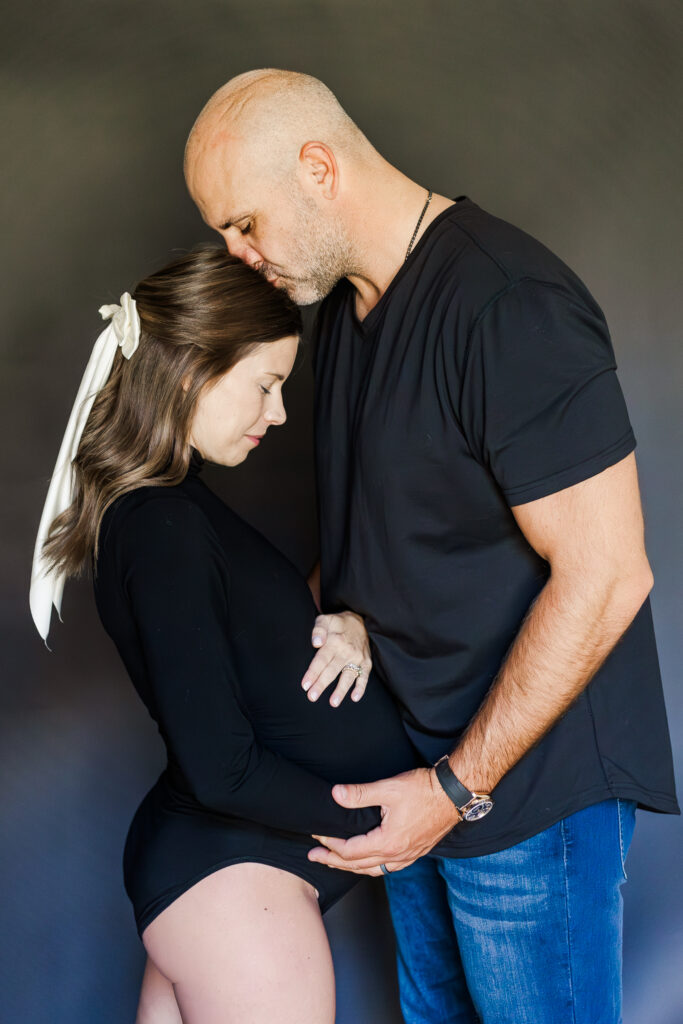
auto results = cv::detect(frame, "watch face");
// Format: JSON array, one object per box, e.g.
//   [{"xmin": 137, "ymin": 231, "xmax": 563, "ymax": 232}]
[{"xmin": 462, "ymin": 798, "xmax": 494, "ymax": 822}]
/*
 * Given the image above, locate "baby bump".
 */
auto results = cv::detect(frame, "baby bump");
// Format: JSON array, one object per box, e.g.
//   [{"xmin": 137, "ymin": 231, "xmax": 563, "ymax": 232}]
[{"xmin": 246, "ymin": 666, "xmax": 420, "ymax": 785}]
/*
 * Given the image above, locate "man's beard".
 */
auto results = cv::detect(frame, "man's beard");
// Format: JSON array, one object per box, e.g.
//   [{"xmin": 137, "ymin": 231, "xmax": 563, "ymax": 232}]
[{"xmin": 261, "ymin": 188, "xmax": 353, "ymax": 306}]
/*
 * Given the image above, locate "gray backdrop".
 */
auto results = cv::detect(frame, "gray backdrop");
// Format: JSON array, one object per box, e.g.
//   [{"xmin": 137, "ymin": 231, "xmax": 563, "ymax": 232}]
[{"xmin": 2, "ymin": 2, "xmax": 681, "ymax": 1022}]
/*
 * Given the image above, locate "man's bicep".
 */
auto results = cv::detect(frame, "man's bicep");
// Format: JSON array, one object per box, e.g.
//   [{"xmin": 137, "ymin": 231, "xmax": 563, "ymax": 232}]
[
  {"xmin": 510, "ymin": 452, "xmax": 648, "ymax": 576},
  {"xmin": 459, "ymin": 281, "xmax": 636, "ymax": 505}
]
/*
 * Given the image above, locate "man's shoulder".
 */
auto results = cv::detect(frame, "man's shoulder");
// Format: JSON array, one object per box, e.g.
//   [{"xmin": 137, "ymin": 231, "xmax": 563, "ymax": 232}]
[
  {"xmin": 311, "ymin": 199, "xmax": 597, "ymax": 345},
  {"xmin": 436, "ymin": 199, "xmax": 589, "ymax": 307}
]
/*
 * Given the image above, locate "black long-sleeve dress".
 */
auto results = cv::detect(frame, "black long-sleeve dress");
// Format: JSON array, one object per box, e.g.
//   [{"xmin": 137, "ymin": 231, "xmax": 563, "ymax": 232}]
[{"xmin": 93, "ymin": 449, "xmax": 419, "ymax": 936}]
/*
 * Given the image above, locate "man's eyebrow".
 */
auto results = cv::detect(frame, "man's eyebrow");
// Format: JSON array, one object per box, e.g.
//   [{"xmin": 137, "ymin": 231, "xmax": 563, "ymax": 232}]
[{"xmin": 218, "ymin": 211, "xmax": 252, "ymax": 231}]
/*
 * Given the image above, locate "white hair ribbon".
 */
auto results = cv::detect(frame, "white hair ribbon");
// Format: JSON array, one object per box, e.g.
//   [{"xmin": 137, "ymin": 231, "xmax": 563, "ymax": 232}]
[{"xmin": 29, "ymin": 293, "xmax": 141, "ymax": 645}]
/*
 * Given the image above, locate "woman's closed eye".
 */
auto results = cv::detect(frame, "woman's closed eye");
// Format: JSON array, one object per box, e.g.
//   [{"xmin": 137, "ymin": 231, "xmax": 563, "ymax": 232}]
[
  {"xmin": 260, "ymin": 385, "xmax": 272, "ymax": 395},
  {"xmin": 240, "ymin": 222, "xmax": 253, "ymax": 235}
]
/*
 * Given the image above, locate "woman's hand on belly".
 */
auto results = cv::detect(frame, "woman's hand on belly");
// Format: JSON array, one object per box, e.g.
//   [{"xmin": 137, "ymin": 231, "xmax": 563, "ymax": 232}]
[{"xmin": 301, "ymin": 610, "xmax": 372, "ymax": 707}]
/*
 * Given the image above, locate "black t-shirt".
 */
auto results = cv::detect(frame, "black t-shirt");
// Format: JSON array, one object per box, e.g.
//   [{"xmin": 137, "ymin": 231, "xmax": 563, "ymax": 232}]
[{"xmin": 312, "ymin": 197, "xmax": 679, "ymax": 856}]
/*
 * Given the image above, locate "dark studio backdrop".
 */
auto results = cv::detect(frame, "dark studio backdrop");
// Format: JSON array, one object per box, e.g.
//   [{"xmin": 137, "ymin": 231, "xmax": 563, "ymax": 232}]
[{"xmin": 2, "ymin": 2, "xmax": 681, "ymax": 1021}]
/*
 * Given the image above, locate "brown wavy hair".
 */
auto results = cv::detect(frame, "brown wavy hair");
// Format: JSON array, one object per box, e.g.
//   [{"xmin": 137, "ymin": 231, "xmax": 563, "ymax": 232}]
[{"xmin": 41, "ymin": 245, "xmax": 302, "ymax": 580}]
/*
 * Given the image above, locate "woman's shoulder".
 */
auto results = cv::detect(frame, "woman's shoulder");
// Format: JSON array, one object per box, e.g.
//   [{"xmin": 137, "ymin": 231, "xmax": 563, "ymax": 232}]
[{"xmin": 100, "ymin": 484, "xmax": 219, "ymax": 562}]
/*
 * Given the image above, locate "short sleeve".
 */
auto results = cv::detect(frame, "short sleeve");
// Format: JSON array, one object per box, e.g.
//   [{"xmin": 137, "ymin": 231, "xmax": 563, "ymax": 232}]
[{"xmin": 459, "ymin": 279, "xmax": 636, "ymax": 504}]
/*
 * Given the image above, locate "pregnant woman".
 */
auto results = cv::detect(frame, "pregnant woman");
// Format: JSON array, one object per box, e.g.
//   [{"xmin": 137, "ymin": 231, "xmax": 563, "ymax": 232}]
[{"xmin": 30, "ymin": 246, "xmax": 419, "ymax": 1023}]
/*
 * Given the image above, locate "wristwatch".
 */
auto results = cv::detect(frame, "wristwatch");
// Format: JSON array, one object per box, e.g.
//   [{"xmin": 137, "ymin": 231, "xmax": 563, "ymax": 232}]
[{"xmin": 433, "ymin": 756, "xmax": 494, "ymax": 822}]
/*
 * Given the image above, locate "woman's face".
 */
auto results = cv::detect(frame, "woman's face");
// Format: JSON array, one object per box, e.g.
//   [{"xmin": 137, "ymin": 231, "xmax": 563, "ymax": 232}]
[{"xmin": 188, "ymin": 335, "xmax": 299, "ymax": 466}]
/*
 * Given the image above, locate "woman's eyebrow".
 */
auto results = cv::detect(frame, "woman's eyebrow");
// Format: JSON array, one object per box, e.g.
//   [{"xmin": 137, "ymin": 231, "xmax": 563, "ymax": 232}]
[{"xmin": 264, "ymin": 372, "xmax": 286, "ymax": 381}]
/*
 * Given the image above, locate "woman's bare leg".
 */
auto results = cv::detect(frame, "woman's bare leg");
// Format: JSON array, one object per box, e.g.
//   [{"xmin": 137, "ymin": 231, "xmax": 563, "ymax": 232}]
[
  {"xmin": 141, "ymin": 863, "xmax": 334, "ymax": 1024},
  {"xmin": 135, "ymin": 956, "xmax": 182, "ymax": 1024}
]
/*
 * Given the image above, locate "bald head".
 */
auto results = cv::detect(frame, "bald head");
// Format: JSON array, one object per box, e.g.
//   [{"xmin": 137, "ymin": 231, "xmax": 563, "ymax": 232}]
[
  {"xmin": 184, "ymin": 69, "xmax": 372, "ymax": 188},
  {"xmin": 183, "ymin": 70, "xmax": 385, "ymax": 305},
  {"xmin": 183, "ymin": 69, "xmax": 444, "ymax": 308}
]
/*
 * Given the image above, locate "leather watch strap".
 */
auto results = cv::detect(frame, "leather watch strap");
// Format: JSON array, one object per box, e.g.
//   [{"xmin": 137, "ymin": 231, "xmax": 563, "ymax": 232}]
[{"xmin": 434, "ymin": 757, "xmax": 473, "ymax": 809}]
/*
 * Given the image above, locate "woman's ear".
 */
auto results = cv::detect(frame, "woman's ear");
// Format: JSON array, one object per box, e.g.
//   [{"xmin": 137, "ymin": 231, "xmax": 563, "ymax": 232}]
[{"xmin": 181, "ymin": 373, "xmax": 191, "ymax": 393}]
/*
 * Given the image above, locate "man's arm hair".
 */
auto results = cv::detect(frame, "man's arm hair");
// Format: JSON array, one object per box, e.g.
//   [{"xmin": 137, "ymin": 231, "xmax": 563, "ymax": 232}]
[{"xmin": 448, "ymin": 453, "xmax": 653, "ymax": 794}]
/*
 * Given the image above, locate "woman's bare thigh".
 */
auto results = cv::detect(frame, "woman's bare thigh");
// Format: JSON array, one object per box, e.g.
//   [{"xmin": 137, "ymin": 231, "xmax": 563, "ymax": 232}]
[
  {"xmin": 136, "ymin": 955, "xmax": 182, "ymax": 1024},
  {"xmin": 141, "ymin": 862, "xmax": 334, "ymax": 1024}
]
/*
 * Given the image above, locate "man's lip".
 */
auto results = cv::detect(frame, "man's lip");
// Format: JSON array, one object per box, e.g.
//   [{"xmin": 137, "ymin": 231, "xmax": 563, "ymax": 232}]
[{"xmin": 255, "ymin": 263, "xmax": 279, "ymax": 284}]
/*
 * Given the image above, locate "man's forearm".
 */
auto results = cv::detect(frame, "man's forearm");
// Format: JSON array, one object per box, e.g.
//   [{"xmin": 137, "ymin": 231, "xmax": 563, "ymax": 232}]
[{"xmin": 449, "ymin": 565, "xmax": 653, "ymax": 795}]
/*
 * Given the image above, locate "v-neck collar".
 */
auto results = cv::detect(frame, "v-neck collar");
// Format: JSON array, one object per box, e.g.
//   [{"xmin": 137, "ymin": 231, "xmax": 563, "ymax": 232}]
[{"xmin": 346, "ymin": 196, "xmax": 471, "ymax": 336}]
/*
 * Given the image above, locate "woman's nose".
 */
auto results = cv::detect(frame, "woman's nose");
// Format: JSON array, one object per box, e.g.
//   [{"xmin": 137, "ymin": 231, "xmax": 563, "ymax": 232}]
[{"xmin": 265, "ymin": 393, "xmax": 287, "ymax": 426}]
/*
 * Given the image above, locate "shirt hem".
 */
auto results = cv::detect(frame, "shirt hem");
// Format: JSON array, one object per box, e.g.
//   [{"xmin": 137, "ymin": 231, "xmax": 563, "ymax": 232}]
[
  {"xmin": 430, "ymin": 783, "xmax": 680, "ymax": 860},
  {"xmin": 501, "ymin": 430, "xmax": 636, "ymax": 505}
]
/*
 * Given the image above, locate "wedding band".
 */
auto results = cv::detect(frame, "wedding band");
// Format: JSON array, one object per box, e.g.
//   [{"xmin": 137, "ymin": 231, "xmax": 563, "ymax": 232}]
[
  {"xmin": 380, "ymin": 863, "xmax": 391, "ymax": 875},
  {"xmin": 344, "ymin": 662, "xmax": 364, "ymax": 677}
]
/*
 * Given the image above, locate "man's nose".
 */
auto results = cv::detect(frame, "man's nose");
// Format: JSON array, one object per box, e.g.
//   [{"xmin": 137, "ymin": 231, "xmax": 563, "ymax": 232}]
[{"xmin": 222, "ymin": 230, "xmax": 261, "ymax": 269}]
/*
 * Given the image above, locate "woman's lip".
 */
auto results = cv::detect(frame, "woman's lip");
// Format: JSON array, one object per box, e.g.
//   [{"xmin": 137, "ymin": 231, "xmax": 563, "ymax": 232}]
[{"xmin": 246, "ymin": 434, "xmax": 263, "ymax": 445}]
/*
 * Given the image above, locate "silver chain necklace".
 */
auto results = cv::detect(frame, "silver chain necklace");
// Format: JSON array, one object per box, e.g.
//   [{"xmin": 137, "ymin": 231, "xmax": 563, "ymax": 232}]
[{"xmin": 405, "ymin": 189, "xmax": 433, "ymax": 261}]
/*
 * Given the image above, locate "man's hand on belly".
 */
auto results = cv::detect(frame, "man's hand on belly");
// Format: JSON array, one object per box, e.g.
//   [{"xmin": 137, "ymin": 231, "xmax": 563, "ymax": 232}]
[
  {"xmin": 301, "ymin": 610, "xmax": 372, "ymax": 707},
  {"xmin": 307, "ymin": 767, "xmax": 461, "ymax": 875}
]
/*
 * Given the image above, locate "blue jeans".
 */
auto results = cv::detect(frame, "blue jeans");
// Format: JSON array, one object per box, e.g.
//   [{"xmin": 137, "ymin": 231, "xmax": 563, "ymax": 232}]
[{"xmin": 383, "ymin": 798, "xmax": 637, "ymax": 1024}]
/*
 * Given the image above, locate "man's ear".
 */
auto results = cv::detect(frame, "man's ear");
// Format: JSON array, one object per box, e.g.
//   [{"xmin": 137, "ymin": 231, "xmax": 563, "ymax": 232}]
[{"xmin": 298, "ymin": 141, "xmax": 339, "ymax": 200}]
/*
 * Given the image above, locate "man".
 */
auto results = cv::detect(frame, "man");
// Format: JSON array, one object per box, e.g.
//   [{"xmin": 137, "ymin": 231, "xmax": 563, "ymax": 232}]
[{"xmin": 184, "ymin": 69, "xmax": 679, "ymax": 1023}]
